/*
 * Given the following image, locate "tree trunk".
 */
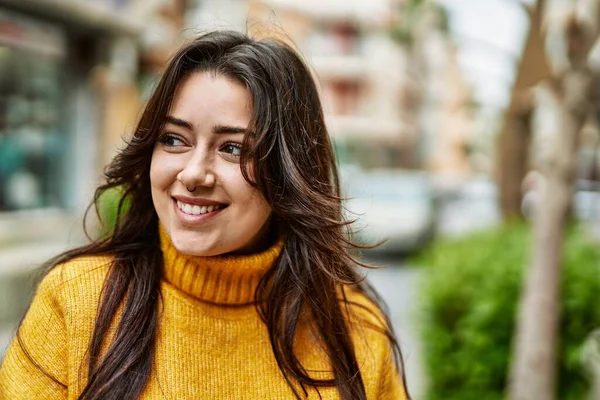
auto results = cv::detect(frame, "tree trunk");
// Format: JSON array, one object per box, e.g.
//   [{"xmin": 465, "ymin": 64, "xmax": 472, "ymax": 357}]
[
  {"xmin": 508, "ymin": 68, "xmax": 594, "ymax": 400},
  {"xmin": 497, "ymin": 0, "xmax": 550, "ymax": 220},
  {"xmin": 497, "ymin": 94, "xmax": 535, "ymax": 219},
  {"xmin": 581, "ymin": 329, "xmax": 600, "ymax": 400}
]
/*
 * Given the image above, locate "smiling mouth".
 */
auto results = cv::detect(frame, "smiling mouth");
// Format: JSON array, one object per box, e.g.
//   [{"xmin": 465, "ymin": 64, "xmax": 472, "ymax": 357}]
[{"xmin": 175, "ymin": 200, "xmax": 227, "ymax": 216}]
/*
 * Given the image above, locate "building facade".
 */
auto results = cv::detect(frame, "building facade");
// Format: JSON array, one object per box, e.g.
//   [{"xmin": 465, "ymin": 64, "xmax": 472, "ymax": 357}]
[
  {"xmin": 190, "ymin": 0, "xmax": 475, "ymax": 173},
  {"xmin": 0, "ymin": 0, "xmax": 185, "ymax": 354}
]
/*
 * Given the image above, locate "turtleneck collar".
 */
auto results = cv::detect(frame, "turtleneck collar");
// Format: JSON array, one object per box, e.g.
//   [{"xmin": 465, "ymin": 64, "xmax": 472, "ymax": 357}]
[{"xmin": 159, "ymin": 224, "xmax": 283, "ymax": 305}]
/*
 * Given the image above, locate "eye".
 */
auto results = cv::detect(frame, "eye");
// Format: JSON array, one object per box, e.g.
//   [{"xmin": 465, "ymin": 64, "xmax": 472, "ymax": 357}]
[
  {"xmin": 157, "ymin": 133, "xmax": 186, "ymax": 147},
  {"xmin": 220, "ymin": 142, "xmax": 242, "ymax": 157}
]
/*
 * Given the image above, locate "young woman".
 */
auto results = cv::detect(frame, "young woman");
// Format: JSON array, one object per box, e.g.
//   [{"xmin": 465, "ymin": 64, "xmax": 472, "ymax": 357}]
[{"xmin": 0, "ymin": 31, "xmax": 409, "ymax": 399}]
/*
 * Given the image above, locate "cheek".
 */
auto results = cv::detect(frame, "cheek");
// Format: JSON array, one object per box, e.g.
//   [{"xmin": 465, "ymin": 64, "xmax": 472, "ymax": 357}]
[
  {"xmin": 226, "ymin": 168, "xmax": 271, "ymax": 216},
  {"xmin": 150, "ymin": 152, "xmax": 178, "ymax": 191},
  {"xmin": 247, "ymin": 189, "xmax": 272, "ymax": 224}
]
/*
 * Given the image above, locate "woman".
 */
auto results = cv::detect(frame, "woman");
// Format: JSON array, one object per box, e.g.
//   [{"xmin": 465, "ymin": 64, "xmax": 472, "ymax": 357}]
[{"xmin": 0, "ymin": 31, "xmax": 409, "ymax": 399}]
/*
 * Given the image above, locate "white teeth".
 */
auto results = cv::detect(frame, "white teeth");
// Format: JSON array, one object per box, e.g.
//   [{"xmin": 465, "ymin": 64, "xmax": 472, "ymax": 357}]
[{"xmin": 176, "ymin": 200, "xmax": 223, "ymax": 216}]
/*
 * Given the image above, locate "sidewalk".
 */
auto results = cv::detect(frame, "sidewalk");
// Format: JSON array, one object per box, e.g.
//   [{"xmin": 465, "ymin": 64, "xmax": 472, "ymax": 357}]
[
  {"xmin": 0, "ymin": 325, "xmax": 15, "ymax": 361},
  {"xmin": 367, "ymin": 266, "xmax": 426, "ymax": 399}
]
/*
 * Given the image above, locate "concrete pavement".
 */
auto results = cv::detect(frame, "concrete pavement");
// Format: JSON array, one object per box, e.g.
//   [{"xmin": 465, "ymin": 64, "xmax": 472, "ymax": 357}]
[
  {"xmin": 0, "ymin": 325, "xmax": 15, "ymax": 360},
  {"xmin": 366, "ymin": 261, "xmax": 426, "ymax": 399}
]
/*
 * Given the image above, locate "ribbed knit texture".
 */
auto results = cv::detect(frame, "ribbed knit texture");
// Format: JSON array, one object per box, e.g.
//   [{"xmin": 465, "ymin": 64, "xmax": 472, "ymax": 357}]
[{"xmin": 0, "ymin": 226, "xmax": 407, "ymax": 399}]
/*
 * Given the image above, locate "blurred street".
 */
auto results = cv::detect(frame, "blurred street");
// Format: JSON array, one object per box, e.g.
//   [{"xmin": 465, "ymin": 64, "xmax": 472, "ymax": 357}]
[
  {"xmin": 0, "ymin": 327, "xmax": 10, "ymax": 360},
  {"xmin": 2, "ymin": 0, "xmax": 600, "ymax": 398},
  {"xmin": 366, "ymin": 260, "xmax": 426, "ymax": 400}
]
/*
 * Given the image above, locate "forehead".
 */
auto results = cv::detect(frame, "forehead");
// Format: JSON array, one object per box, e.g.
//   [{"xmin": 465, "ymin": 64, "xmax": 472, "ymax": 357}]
[{"xmin": 169, "ymin": 72, "xmax": 252, "ymax": 126}]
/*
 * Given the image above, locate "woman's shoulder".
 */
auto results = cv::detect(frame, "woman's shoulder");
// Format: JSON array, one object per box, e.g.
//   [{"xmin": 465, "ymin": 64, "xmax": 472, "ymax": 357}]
[
  {"xmin": 0, "ymin": 255, "xmax": 116, "ymax": 394},
  {"xmin": 339, "ymin": 285, "xmax": 408, "ymax": 398},
  {"xmin": 49, "ymin": 254, "xmax": 114, "ymax": 283},
  {"xmin": 339, "ymin": 285, "xmax": 396, "ymax": 356},
  {"xmin": 38, "ymin": 254, "xmax": 115, "ymax": 311},
  {"xmin": 339, "ymin": 285, "xmax": 390, "ymax": 332}
]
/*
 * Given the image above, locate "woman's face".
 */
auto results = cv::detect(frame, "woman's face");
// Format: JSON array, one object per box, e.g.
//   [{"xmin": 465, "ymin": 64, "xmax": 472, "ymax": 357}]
[{"xmin": 150, "ymin": 72, "xmax": 272, "ymax": 256}]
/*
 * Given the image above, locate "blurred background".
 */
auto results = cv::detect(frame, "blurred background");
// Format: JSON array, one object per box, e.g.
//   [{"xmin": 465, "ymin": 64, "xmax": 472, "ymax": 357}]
[{"xmin": 1, "ymin": 0, "xmax": 600, "ymax": 398}]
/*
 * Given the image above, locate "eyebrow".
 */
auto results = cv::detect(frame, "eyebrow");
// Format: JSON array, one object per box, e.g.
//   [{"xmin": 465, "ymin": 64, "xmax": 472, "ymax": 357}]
[
  {"xmin": 165, "ymin": 116, "xmax": 247, "ymax": 135},
  {"xmin": 165, "ymin": 116, "xmax": 193, "ymax": 130},
  {"xmin": 213, "ymin": 124, "xmax": 247, "ymax": 134}
]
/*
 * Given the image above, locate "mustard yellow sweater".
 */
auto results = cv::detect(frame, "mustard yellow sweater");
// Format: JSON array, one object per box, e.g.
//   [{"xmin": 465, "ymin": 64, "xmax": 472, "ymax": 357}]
[{"xmin": 0, "ymin": 228, "xmax": 407, "ymax": 399}]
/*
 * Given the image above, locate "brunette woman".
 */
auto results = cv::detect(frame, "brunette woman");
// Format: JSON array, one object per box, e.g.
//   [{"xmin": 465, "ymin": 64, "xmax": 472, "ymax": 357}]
[{"xmin": 0, "ymin": 31, "xmax": 409, "ymax": 399}]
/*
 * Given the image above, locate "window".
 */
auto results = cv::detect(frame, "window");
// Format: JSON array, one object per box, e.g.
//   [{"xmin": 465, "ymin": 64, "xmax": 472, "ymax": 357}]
[{"xmin": 0, "ymin": 11, "xmax": 67, "ymax": 211}]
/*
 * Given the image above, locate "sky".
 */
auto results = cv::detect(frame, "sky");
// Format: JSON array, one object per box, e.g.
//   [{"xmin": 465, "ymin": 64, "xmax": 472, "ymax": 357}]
[{"xmin": 436, "ymin": 0, "xmax": 530, "ymax": 110}]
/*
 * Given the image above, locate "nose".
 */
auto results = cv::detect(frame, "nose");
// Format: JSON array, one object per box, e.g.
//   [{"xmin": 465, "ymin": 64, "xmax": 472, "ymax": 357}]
[{"xmin": 176, "ymin": 148, "xmax": 216, "ymax": 190}]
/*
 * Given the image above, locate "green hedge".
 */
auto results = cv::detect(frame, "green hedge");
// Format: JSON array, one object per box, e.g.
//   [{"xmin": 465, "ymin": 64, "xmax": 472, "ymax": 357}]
[
  {"xmin": 96, "ymin": 186, "xmax": 131, "ymax": 238},
  {"xmin": 413, "ymin": 223, "xmax": 600, "ymax": 400}
]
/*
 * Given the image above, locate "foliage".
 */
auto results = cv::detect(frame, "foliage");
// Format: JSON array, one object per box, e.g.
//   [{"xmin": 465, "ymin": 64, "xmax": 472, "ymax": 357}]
[
  {"xmin": 412, "ymin": 223, "xmax": 600, "ymax": 399},
  {"xmin": 96, "ymin": 186, "xmax": 131, "ymax": 238},
  {"xmin": 390, "ymin": 0, "xmax": 449, "ymax": 47}
]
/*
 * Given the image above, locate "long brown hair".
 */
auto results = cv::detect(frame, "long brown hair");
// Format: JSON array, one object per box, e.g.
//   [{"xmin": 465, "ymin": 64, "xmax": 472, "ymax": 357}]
[{"xmin": 18, "ymin": 31, "xmax": 408, "ymax": 399}]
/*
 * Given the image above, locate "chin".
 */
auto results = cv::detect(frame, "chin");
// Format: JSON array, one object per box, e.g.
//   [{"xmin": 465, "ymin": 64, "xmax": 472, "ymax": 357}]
[
  {"xmin": 169, "ymin": 229, "xmax": 224, "ymax": 257},
  {"xmin": 175, "ymin": 242, "xmax": 224, "ymax": 257},
  {"xmin": 175, "ymin": 244, "xmax": 214, "ymax": 257}
]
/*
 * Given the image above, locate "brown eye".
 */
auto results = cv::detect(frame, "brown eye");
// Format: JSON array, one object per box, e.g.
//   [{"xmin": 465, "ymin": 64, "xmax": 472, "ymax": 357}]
[
  {"xmin": 220, "ymin": 143, "xmax": 242, "ymax": 157},
  {"xmin": 157, "ymin": 133, "xmax": 185, "ymax": 147}
]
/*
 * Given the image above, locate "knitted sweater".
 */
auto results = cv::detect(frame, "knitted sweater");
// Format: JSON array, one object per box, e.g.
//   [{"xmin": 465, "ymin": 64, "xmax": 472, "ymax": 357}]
[{"xmin": 0, "ymin": 227, "xmax": 407, "ymax": 399}]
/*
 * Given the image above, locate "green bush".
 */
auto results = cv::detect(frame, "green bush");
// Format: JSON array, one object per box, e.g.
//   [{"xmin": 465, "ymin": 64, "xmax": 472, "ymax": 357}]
[
  {"xmin": 413, "ymin": 223, "xmax": 600, "ymax": 400},
  {"xmin": 96, "ymin": 186, "xmax": 131, "ymax": 238}
]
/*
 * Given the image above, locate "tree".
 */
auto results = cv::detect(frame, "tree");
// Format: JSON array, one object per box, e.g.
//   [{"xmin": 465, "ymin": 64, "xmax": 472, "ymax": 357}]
[
  {"xmin": 496, "ymin": 0, "xmax": 550, "ymax": 221},
  {"xmin": 508, "ymin": 1, "xmax": 600, "ymax": 399}
]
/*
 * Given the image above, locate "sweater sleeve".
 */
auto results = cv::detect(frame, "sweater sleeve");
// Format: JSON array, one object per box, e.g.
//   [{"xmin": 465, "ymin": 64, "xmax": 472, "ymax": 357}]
[{"xmin": 0, "ymin": 266, "xmax": 68, "ymax": 399}]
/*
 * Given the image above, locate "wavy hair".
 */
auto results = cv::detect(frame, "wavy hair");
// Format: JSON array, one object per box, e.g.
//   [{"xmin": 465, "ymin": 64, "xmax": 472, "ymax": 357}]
[{"xmin": 18, "ymin": 31, "xmax": 408, "ymax": 399}]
